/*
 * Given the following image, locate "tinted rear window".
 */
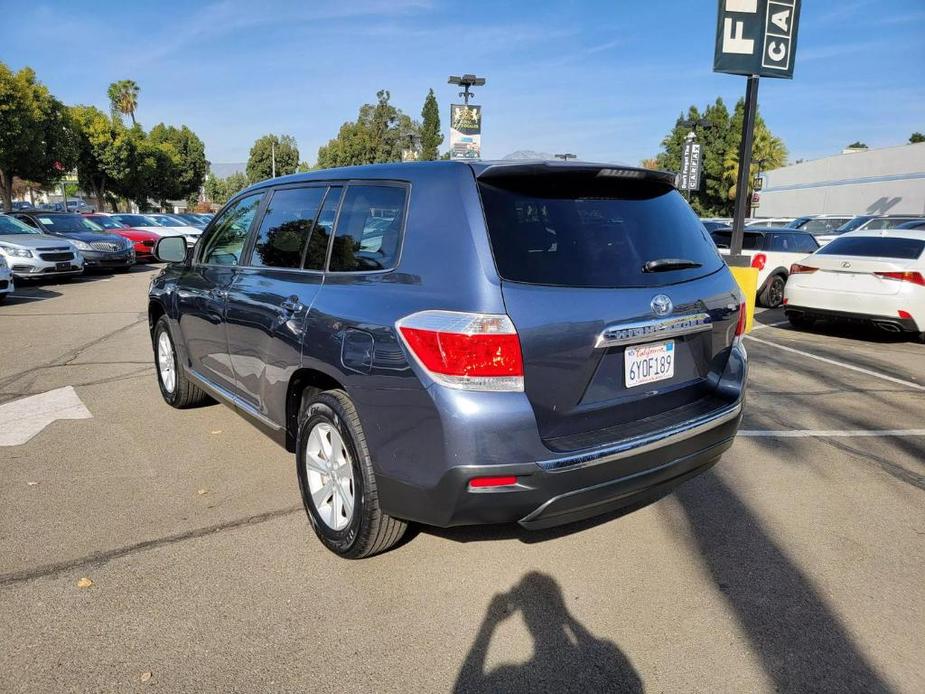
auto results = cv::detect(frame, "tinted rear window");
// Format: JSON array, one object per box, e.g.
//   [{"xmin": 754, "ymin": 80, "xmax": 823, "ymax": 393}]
[
  {"xmin": 818, "ymin": 236, "xmax": 925, "ymax": 259},
  {"xmin": 479, "ymin": 180, "xmax": 723, "ymax": 288},
  {"xmin": 711, "ymin": 231, "xmax": 763, "ymax": 251}
]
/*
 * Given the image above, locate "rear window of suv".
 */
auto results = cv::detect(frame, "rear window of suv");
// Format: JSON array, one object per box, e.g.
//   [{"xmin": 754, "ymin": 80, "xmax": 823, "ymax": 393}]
[
  {"xmin": 818, "ymin": 236, "xmax": 925, "ymax": 259},
  {"xmin": 478, "ymin": 178, "xmax": 723, "ymax": 288}
]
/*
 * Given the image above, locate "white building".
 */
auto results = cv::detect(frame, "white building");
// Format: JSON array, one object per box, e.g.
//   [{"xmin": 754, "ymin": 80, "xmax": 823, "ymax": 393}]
[{"xmin": 756, "ymin": 142, "xmax": 925, "ymax": 217}]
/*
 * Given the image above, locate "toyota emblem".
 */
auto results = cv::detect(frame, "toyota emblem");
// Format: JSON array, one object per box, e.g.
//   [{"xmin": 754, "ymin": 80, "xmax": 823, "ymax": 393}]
[{"xmin": 651, "ymin": 294, "xmax": 673, "ymax": 316}]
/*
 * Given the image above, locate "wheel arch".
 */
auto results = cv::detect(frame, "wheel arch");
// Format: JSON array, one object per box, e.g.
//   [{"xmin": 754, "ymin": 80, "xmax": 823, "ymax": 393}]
[{"xmin": 285, "ymin": 367, "xmax": 347, "ymax": 452}]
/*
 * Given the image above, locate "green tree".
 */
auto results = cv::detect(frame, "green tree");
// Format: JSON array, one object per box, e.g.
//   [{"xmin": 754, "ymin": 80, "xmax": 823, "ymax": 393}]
[
  {"xmin": 316, "ymin": 90, "xmax": 418, "ymax": 168},
  {"xmin": 909, "ymin": 132, "xmax": 925, "ymax": 144},
  {"xmin": 723, "ymin": 101, "xmax": 788, "ymax": 202},
  {"xmin": 204, "ymin": 170, "xmax": 249, "ymax": 205},
  {"xmin": 846, "ymin": 141, "xmax": 868, "ymax": 149},
  {"xmin": 71, "ymin": 105, "xmax": 131, "ymax": 211},
  {"xmin": 107, "ymin": 79, "xmax": 140, "ymax": 125},
  {"xmin": 0, "ymin": 63, "xmax": 77, "ymax": 212},
  {"xmin": 148, "ymin": 123, "xmax": 208, "ymax": 204},
  {"xmin": 420, "ymin": 88, "xmax": 443, "ymax": 160},
  {"xmin": 247, "ymin": 134, "xmax": 299, "ymax": 182}
]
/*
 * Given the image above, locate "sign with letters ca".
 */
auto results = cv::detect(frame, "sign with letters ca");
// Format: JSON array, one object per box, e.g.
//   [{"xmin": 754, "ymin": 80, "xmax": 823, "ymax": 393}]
[{"xmin": 713, "ymin": 0, "xmax": 801, "ymax": 79}]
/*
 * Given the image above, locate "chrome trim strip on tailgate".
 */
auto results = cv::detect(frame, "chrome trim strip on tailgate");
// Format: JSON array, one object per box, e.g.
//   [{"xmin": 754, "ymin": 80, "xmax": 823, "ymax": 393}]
[
  {"xmin": 536, "ymin": 400, "xmax": 742, "ymax": 472},
  {"xmin": 594, "ymin": 312, "xmax": 713, "ymax": 348}
]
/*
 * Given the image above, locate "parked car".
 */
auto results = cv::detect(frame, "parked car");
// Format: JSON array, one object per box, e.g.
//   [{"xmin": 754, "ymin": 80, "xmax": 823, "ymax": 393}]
[
  {"xmin": 711, "ymin": 227, "xmax": 819, "ymax": 308},
  {"xmin": 13, "ymin": 211, "xmax": 135, "ymax": 271},
  {"xmin": 815, "ymin": 215, "xmax": 923, "ymax": 246},
  {"xmin": 149, "ymin": 160, "xmax": 748, "ymax": 558},
  {"xmin": 701, "ymin": 220, "xmax": 732, "ymax": 233},
  {"xmin": 145, "ymin": 214, "xmax": 203, "ymax": 245},
  {"xmin": 746, "ymin": 217, "xmax": 795, "ymax": 228},
  {"xmin": 896, "ymin": 219, "xmax": 925, "ymax": 230},
  {"xmin": 0, "ymin": 213, "xmax": 85, "ymax": 280},
  {"xmin": 0, "ymin": 254, "xmax": 13, "ymax": 303},
  {"xmin": 11, "ymin": 201, "xmax": 35, "ymax": 211},
  {"xmin": 784, "ymin": 229, "xmax": 925, "ymax": 342},
  {"xmin": 82, "ymin": 214, "xmax": 161, "ymax": 262}
]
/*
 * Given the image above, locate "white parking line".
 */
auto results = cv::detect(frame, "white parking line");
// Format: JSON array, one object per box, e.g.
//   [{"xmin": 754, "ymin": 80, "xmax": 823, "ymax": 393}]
[
  {"xmin": 0, "ymin": 387, "xmax": 92, "ymax": 447},
  {"xmin": 750, "ymin": 320, "xmax": 789, "ymax": 331},
  {"xmin": 744, "ymin": 334, "xmax": 925, "ymax": 391},
  {"xmin": 739, "ymin": 429, "xmax": 925, "ymax": 438}
]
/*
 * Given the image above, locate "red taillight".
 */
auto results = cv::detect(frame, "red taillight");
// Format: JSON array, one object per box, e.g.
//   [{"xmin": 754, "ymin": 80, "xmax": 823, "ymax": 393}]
[
  {"xmin": 734, "ymin": 300, "xmax": 747, "ymax": 338},
  {"xmin": 898, "ymin": 310, "xmax": 913, "ymax": 319},
  {"xmin": 751, "ymin": 253, "xmax": 767, "ymax": 270},
  {"xmin": 790, "ymin": 263, "xmax": 818, "ymax": 275},
  {"xmin": 468, "ymin": 476, "xmax": 518, "ymax": 489},
  {"xmin": 397, "ymin": 311, "xmax": 524, "ymax": 391},
  {"xmin": 875, "ymin": 271, "xmax": 925, "ymax": 286}
]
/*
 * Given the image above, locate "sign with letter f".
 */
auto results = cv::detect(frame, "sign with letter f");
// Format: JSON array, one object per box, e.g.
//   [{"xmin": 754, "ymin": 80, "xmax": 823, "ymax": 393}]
[{"xmin": 713, "ymin": 0, "xmax": 801, "ymax": 79}]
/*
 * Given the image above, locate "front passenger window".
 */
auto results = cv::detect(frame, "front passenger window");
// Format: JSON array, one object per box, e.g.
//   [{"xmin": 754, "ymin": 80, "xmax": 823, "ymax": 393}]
[{"xmin": 200, "ymin": 193, "xmax": 263, "ymax": 265}]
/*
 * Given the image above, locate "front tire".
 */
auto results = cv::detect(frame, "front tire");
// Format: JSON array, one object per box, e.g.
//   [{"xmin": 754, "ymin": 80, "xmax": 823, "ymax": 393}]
[
  {"xmin": 296, "ymin": 389, "xmax": 407, "ymax": 559},
  {"xmin": 759, "ymin": 274, "xmax": 786, "ymax": 308},
  {"xmin": 153, "ymin": 316, "xmax": 209, "ymax": 408}
]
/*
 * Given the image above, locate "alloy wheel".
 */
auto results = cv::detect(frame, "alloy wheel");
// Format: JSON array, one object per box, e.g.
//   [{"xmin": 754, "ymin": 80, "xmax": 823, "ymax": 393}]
[
  {"xmin": 303, "ymin": 422, "xmax": 356, "ymax": 531},
  {"xmin": 157, "ymin": 331, "xmax": 176, "ymax": 394}
]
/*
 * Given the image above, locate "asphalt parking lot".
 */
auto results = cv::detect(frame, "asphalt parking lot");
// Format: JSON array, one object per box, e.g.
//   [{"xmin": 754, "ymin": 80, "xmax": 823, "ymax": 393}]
[{"xmin": 1, "ymin": 268, "xmax": 923, "ymax": 693}]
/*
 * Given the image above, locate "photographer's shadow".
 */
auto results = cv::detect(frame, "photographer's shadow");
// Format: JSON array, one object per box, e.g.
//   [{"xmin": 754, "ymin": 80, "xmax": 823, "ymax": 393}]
[{"xmin": 454, "ymin": 572, "xmax": 643, "ymax": 694}]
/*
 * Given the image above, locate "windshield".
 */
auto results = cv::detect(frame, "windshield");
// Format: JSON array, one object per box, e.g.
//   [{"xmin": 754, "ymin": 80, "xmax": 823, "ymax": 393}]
[
  {"xmin": 479, "ymin": 179, "xmax": 723, "ymax": 288},
  {"xmin": 150, "ymin": 215, "xmax": 185, "ymax": 227},
  {"xmin": 818, "ymin": 236, "xmax": 925, "ymax": 260},
  {"xmin": 113, "ymin": 214, "xmax": 158, "ymax": 227},
  {"xmin": 87, "ymin": 216, "xmax": 127, "ymax": 230},
  {"xmin": 803, "ymin": 218, "xmax": 850, "ymax": 234},
  {"xmin": 0, "ymin": 215, "xmax": 40, "ymax": 235},
  {"xmin": 35, "ymin": 215, "xmax": 105, "ymax": 233},
  {"xmin": 834, "ymin": 216, "xmax": 873, "ymax": 233}
]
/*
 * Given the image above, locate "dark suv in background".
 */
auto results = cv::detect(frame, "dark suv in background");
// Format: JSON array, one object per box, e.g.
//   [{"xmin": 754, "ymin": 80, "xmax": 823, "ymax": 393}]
[{"xmin": 149, "ymin": 161, "xmax": 748, "ymax": 558}]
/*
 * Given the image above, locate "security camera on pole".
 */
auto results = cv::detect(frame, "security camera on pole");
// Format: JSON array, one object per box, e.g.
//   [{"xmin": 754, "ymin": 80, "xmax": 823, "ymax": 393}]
[{"xmin": 713, "ymin": 0, "xmax": 801, "ymax": 332}]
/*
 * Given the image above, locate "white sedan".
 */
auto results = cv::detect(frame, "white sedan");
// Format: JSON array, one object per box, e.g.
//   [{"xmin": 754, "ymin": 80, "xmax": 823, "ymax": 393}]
[{"xmin": 784, "ymin": 229, "xmax": 925, "ymax": 342}]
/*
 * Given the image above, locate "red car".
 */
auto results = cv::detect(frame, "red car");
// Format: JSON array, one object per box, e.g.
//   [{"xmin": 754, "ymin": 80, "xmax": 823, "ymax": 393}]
[{"xmin": 82, "ymin": 214, "xmax": 161, "ymax": 262}]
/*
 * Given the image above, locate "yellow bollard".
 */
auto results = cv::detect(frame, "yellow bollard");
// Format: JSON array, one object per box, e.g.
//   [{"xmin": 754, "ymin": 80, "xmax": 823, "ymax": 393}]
[{"xmin": 728, "ymin": 265, "xmax": 759, "ymax": 333}]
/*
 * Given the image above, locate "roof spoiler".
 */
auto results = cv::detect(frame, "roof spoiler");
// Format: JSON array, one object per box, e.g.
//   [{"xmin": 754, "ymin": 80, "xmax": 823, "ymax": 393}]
[{"xmin": 474, "ymin": 161, "xmax": 677, "ymax": 188}]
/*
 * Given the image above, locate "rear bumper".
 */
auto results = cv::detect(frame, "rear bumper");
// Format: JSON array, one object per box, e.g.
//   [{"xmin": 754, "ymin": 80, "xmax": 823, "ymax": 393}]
[
  {"xmin": 786, "ymin": 305, "xmax": 920, "ymax": 332},
  {"xmin": 376, "ymin": 402, "xmax": 741, "ymax": 528}
]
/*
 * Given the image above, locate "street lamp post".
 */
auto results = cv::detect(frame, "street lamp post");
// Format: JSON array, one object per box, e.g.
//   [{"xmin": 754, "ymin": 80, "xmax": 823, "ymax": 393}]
[{"xmin": 447, "ymin": 74, "xmax": 486, "ymax": 106}]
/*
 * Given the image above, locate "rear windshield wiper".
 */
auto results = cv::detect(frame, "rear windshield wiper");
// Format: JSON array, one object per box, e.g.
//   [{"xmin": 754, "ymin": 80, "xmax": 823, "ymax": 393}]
[{"xmin": 643, "ymin": 258, "xmax": 703, "ymax": 273}]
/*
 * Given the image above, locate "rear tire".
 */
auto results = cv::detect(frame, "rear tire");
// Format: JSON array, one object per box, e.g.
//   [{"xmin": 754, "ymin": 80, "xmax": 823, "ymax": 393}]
[
  {"xmin": 153, "ymin": 316, "xmax": 209, "ymax": 408},
  {"xmin": 787, "ymin": 313, "xmax": 816, "ymax": 330},
  {"xmin": 759, "ymin": 274, "xmax": 786, "ymax": 308},
  {"xmin": 296, "ymin": 389, "xmax": 407, "ymax": 559}
]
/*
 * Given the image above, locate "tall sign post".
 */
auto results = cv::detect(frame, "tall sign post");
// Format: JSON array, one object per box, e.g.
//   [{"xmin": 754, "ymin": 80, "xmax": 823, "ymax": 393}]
[
  {"xmin": 448, "ymin": 74, "xmax": 486, "ymax": 160},
  {"xmin": 713, "ymin": 0, "xmax": 800, "ymax": 330}
]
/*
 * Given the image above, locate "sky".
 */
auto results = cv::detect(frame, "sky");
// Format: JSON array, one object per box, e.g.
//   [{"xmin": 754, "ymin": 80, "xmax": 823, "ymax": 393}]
[{"xmin": 2, "ymin": 0, "xmax": 923, "ymax": 169}]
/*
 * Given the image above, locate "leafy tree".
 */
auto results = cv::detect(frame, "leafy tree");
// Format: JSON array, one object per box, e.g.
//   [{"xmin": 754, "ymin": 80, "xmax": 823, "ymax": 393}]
[
  {"xmin": 204, "ymin": 171, "xmax": 249, "ymax": 205},
  {"xmin": 655, "ymin": 96, "xmax": 786, "ymax": 216},
  {"xmin": 420, "ymin": 88, "xmax": 443, "ymax": 160},
  {"xmin": 846, "ymin": 141, "xmax": 868, "ymax": 149},
  {"xmin": 247, "ymin": 134, "xmax": 299, "ymax": 182},
  {"xmin": 71, "ymin": 105, "xmax": 130, "ymax": 210},
  {"xmin": 148, "ymin": 123, "xmax": 208, "ymax": 204},
  {"xmin": 0, "ymin": 63, "xmax": 77, "ymax": 212},
  {"xmin": 909, "ymin": 132, "xmax": 925, "ymax": 144},
  {"xmin": 108, "ymin": 80, "xmax": 140, "ymax": 125},
  {"xmin": 316, "ymin": 90, "xmax": 420, "ymax": 169}
]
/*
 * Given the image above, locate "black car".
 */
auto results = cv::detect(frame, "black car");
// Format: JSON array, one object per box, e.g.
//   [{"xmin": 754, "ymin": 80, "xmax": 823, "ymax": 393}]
[
  {"xmin": 149, "ymin": 160, "xmax": 748, "ymax": 558},
  {"xmin": 14, "ymin": 211, "xmax": 135, "ymax": 270}
]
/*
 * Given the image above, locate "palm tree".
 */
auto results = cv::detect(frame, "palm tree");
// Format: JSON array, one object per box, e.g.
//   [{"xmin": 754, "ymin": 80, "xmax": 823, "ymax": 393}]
[
  {"xmin": 723, "ymin": 124, "xmax": 787, "ymax": 200},
  {"xmin": 107, "ymin": 80, "xmax": 140, "ymax": 125}
]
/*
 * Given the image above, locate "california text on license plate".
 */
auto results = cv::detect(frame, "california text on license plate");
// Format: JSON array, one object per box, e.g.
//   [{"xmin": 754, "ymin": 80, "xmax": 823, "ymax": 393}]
[{"xmin": 624, "ymin": 340, "xmax": 675, "ymax": 388}]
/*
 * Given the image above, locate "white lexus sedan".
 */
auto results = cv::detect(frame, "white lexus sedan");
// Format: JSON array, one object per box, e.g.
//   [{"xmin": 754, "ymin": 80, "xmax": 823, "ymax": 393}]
[{"xmin": 784, "ymin": 229, "xmax": 925, "ymax": 342}]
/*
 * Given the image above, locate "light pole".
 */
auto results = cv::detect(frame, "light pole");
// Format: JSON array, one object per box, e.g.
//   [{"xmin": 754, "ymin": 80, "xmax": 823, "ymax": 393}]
[
  {"xmin": 447, "ymin": 74, "xmax": 486, "ymax": 106},
  {"xmin": 271, "ymin": 139, "xmax": 276, "ymax": 178},
  {"xmin": 554, "ymin": 153, "xmax": 577, "ymax": 161}
]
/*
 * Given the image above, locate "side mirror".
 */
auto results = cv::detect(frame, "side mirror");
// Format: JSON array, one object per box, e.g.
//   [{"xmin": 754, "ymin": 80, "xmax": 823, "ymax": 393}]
[{"xmin": 155, "ymin": 236, "xmax": 188, "ymax": 263}]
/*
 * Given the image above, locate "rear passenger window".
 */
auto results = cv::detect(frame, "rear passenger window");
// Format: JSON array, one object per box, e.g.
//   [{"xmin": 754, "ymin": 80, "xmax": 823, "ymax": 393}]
[
  {"xmin": 251, "ymin": 187, "xmax": 325, "ymax": 269},
  {"xmin": 329, "ymin": 185, "xmax": 406, "ymax": 272},
  {"xmin": 304, "ymin": 187, "xmax": 342, "ymax": 270},
  {"xmin": 792, "ymin": 234, "xmax": 819, "ymax": 253}
]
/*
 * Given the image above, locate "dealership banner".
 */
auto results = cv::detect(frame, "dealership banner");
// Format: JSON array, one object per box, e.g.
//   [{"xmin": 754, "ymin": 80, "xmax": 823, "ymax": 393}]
[
  {"xmin": 714, "ymin": 0, "xmax": 801, "ymax": 79},
  {"xmin": 450, "ymin": 104, "xmax": 482, "ymax": 160},
  {"xmin": 680, "ymin": 141, "xmax": 703, "ymax": 191}
]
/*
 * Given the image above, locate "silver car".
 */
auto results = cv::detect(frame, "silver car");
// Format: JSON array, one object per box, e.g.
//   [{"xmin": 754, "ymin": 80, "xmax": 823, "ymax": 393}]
[
  {"xmin": 0, "ymin": 214, "xmax": 85, "ymax": 280},
  {"xmin": 0, "ymin": 253, "xmax": 13, "ymax": 303}
]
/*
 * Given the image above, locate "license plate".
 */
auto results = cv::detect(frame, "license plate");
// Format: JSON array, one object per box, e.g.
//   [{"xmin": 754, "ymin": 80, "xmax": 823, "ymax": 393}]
[
  {"xmin": 56, "ymin": 262, "xmax": 70, "ymax": 271},
  {"xmin": 625, "ymin": 340, "xmax": 675, "ymax": 388}
]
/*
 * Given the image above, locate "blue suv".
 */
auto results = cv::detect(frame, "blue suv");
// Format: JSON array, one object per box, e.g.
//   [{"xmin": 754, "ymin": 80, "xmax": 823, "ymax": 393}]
[{"xmin": 149, "ymin": 161, "xmax": 747, "ymax": 558}]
